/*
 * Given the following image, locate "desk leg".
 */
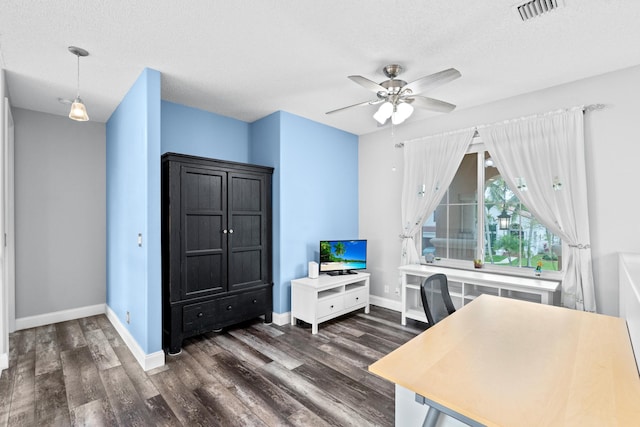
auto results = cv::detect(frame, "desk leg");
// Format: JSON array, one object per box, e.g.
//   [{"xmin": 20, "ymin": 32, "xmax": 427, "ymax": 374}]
[
  {"xmin": 541, "ymin": 291, "xmax": 549, "ymax": 305},
  {"xmin": 422, "ymin": 406, "xmax": 441, "ymax": 427},
  {"xmin": 401, "ymin": 272, "xmax": 407, "ymax": 326},
  {"xmin": 413, "ymin": 391, "xmax": 484, "ymax": 427}
]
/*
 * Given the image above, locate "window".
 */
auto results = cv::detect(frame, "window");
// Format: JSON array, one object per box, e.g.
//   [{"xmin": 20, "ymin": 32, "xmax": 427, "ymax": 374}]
[{"xmin": 421, "ymin": 146, "xmax": 562, "ymax": 272}]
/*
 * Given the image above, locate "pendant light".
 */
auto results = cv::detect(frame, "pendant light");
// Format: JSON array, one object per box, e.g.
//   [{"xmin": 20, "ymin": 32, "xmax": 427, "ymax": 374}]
[{"xmin": 68, "ymin": 46, "xmax": 89, "ymax": 121}]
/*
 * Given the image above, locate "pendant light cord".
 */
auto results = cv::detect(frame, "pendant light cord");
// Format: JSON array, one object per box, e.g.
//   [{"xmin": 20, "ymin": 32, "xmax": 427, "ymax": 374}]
[{"xmin": 76, "ymin": 53, "xmax": 81, "ymax": 99}]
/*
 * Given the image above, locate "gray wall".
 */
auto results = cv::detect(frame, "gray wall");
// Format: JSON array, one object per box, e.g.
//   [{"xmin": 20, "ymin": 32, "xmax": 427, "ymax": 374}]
[
  {"xmin": 360, "ymin": 64, "xmax": 640, "ymax": 317},
  {"xmin": 14, "ymin": 108, "xmax": 106, "ymax": 318}
]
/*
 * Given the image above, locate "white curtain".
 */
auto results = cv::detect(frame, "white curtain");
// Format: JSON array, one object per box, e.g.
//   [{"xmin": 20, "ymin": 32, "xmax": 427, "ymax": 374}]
[
  {"xmin": 478, "ymin": 109, "xmax": 596, "ymax": 311},
  {"xmin": 400, "ymin": 129, "xmax": 475, "ymax": 265}
]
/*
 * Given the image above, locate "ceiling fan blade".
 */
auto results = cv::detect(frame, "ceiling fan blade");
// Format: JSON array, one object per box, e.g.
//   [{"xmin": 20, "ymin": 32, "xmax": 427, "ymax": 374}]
[
  {"xmin": 409, "ymin": 96, "xmax": 457, "ymax": 113},
  {"xmin": 326, "ymin": 99, "xmax": 382, "ymax": 115},
  {"xmin": 404, "ymin": 68, "xmax": 461, "ymax": 95},
  {"xmin": 348, "ymin": 75, "xmax": 387, "ymax": 93}
]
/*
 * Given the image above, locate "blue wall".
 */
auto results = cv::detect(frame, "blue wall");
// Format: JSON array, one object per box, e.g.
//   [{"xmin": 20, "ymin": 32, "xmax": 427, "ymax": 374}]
[
  {"xmin": 252, "ymin": 111, "xmax": 359, "ymax": 313},
  {"xmin": 106, "ymin": 68, "xmax": 162, "ymax": 354},
  {"xmin": 250, "ymin": 112, "xmax": 282, "ymax": 311},
  {"xmin": 108, "ymin": 87, "xmax": 358, "ymax": 356},
  {"xmin": 161, "ymin": 101, "xmax": 250, "ymax": 161}
]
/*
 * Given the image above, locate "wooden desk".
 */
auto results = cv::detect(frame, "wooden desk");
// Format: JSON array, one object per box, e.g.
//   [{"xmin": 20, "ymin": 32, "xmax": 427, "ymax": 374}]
[{"xmin": 369, "ymin": 294, "xmax": 640, "ymax": 426}]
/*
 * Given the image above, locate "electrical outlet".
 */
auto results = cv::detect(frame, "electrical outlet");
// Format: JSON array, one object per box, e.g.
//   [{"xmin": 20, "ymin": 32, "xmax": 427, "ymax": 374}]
[
  {"xmin": 384, "ymin": 285, "xmax": 389, "ymax": 294},
  {"xmin": 126, "ymin": 311, "xmax": 130, "ymax": 324}
]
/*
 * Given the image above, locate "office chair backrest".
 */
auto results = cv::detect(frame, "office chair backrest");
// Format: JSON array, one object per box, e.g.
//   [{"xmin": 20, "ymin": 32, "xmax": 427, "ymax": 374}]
[{"xmin": 420, "ymin": 273, "xmax": 456, "ymax": 326}]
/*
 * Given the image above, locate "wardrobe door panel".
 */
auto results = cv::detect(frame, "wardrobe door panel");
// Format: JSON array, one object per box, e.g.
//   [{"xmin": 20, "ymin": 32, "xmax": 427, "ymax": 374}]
[
  {"xmin": 229, "ymin": 250, "xmax": 263, "ymax": 290},
  {"xmin": 228, "ymin": 172, "xmax": 267, "ymax": 291},
  {"xmin": 182, "ymin": 166, "xmax": 227, "ymax": 297}
]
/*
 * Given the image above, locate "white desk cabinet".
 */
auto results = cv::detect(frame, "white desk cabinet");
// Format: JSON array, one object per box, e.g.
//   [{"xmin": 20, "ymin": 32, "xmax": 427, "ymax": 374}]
[
  {"xmin": 399, "ymin": 264, "xmax": 560, "ymax": 326},
  {"xmin": 291, "ymin": 272, "xmax": 370, "ymax": 334}
]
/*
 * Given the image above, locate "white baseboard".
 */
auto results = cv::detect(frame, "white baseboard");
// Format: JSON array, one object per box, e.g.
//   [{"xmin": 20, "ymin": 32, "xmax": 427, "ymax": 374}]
[
  {"xmin": 13, "ymin": 303, "xmax": 164, "ymax": 372},
  {"xmin": 271, "ymin": 311, "xmax": 290, "ymax": 326},
  {"xmin": 105, "ymin": 305, "xmax": 165, "ymax": 372},
  {"xmin": 0, "ymin": 352, "xmax": 7, "ymax": 371},
  {"xmin": 15, "ymin": 303, "xmax": 106, "ymax": 330},
  {"xmin": 369, "ymin": 295, "xmax": 402, "ymax": 312}
]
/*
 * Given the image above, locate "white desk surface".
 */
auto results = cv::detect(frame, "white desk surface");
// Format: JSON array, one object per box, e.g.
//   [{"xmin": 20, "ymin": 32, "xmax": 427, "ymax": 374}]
[
  {"xmin": 399, "ymin": 263, "xmax": 560, "ymax": 292},
  {"xmin": 369, "ymin": 294, "xmax": 640, "ymax": 426}
]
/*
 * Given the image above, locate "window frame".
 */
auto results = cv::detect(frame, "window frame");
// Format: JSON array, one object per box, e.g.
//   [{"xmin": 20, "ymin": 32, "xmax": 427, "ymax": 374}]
[{"xmin": 419, "ymin": 137, "xmax": 564, "ymax": 281}]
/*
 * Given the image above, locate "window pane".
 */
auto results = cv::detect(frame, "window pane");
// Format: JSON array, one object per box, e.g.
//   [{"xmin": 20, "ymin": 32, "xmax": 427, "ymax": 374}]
[
  {"xmin": 421, "ymin": 212, "xmax": 436, "ymax": 256},
  {"xmin": 447, "ymin": 204, "xmax": 477, "ymax": 260},
  {"xmin": 425, "ymin": 153, "xmax": 478, "ymax": 261},
  {"xmin": 483, "ymin": 174, "xmax": 562, "ymax": 271}
]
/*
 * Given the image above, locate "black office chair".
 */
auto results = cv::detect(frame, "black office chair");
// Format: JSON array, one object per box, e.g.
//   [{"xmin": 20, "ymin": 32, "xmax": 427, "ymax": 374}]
[{"xmin": 420, "ymin": 273, "xmax": 456, "ymax": 327}]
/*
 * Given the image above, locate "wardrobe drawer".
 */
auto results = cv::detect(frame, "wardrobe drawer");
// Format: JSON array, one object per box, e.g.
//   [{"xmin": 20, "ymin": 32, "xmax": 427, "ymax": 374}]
[
  {"xmin": 239, "ymin": 288, "xmax": 269, "ymax": 316},
  {"xmin": 216, "ymin": 288, "xmax": 269, "ymax": 324},
  {"xmin": 183, "ymin": 300, "xmax": 216, "ymax": 332},
  {"xmin": 214, "ymin": 294, "xmax": 242, "ymax": 324}
]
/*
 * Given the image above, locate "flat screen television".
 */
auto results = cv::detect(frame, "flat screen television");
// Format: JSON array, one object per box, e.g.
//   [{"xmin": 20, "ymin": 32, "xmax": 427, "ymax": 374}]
[{"xmin": 319, "ymin": 239, "xmax": 367, "ymax": 276}]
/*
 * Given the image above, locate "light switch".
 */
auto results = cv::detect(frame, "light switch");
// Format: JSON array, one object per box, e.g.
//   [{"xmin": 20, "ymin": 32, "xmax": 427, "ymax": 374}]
[{"xmin": 138, "ymin": 233, "xmax": 143, "ymax": 247}]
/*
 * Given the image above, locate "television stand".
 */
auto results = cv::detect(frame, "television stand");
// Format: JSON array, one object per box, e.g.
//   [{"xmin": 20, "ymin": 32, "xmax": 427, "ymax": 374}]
[{"xmin": 291, "ymin": 272, "xmax": 370, "ymax": 334}]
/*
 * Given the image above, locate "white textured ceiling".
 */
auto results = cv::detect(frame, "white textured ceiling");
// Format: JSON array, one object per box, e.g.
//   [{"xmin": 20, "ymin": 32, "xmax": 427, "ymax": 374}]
[{"xmin": 1, "ymin": 0, "xmax": 639, "ymax": 135}]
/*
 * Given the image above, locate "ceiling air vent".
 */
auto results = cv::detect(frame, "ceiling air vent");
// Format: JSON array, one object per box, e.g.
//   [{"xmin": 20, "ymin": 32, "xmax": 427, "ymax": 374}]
[{"xmin": 515, "ymin": 0, "xmax": 564, "ymax": 21}]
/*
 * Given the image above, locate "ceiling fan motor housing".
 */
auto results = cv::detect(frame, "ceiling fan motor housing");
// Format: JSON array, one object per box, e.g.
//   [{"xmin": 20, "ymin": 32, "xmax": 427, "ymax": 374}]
[{"xmin": 383, "ymin": 64, "xmax": 403, "ymax": 79}]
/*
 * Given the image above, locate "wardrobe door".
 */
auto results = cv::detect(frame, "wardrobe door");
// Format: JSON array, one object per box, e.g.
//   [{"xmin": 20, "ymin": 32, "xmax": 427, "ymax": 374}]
[
  {"xmin": 181, "ymin": 165, "xmax": 227, "ymax": 298},
  {"xmin": 227, "ymin": 171, "xmax": 268, "ymax": 292}
]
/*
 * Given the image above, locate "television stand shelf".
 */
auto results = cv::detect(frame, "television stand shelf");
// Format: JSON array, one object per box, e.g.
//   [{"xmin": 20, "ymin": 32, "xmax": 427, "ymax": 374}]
[{"xmin": 291, "ymin": 272, "xmax": 370, "ymax": 334}]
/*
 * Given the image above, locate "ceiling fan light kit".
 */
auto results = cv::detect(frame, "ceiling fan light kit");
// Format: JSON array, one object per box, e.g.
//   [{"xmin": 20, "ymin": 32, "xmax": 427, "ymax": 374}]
[
  {"xmin": 327, "ymin": 63, "xmax": 460, "ymax": 126},
  {"xmin": 68, "ymin": 46, "xmax": 90, "ymax": 122}
]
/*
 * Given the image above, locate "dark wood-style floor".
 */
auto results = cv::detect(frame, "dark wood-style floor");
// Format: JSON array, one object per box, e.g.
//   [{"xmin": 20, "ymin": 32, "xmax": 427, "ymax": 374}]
[{"xmin": 0, "ymin": 306, "xmax": 427, "ymax": 426}]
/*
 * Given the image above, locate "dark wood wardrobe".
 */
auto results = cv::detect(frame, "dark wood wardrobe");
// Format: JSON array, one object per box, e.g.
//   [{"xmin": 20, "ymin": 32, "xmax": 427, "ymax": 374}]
[{"xmin": 161, "ymin": 153, "xmax": 273, "ymax": 354}]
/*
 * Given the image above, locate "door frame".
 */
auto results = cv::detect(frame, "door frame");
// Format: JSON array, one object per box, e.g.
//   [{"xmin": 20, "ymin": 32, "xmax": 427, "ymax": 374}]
[{"xmin": 0, "ymin": 96, "xmax": 15, "ymax": 370}]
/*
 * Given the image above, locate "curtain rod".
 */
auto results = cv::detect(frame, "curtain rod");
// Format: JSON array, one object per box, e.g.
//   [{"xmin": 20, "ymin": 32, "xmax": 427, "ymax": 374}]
[{"xmin": 394, "ymin": 103, "xmax": 605, "ymax": 148}]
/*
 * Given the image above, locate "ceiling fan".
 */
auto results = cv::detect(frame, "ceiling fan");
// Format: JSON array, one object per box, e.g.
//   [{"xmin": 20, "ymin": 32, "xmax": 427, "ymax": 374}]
[{"xmin": 326, "ymin": 64, "xmax": 461, "ymax": 125}]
